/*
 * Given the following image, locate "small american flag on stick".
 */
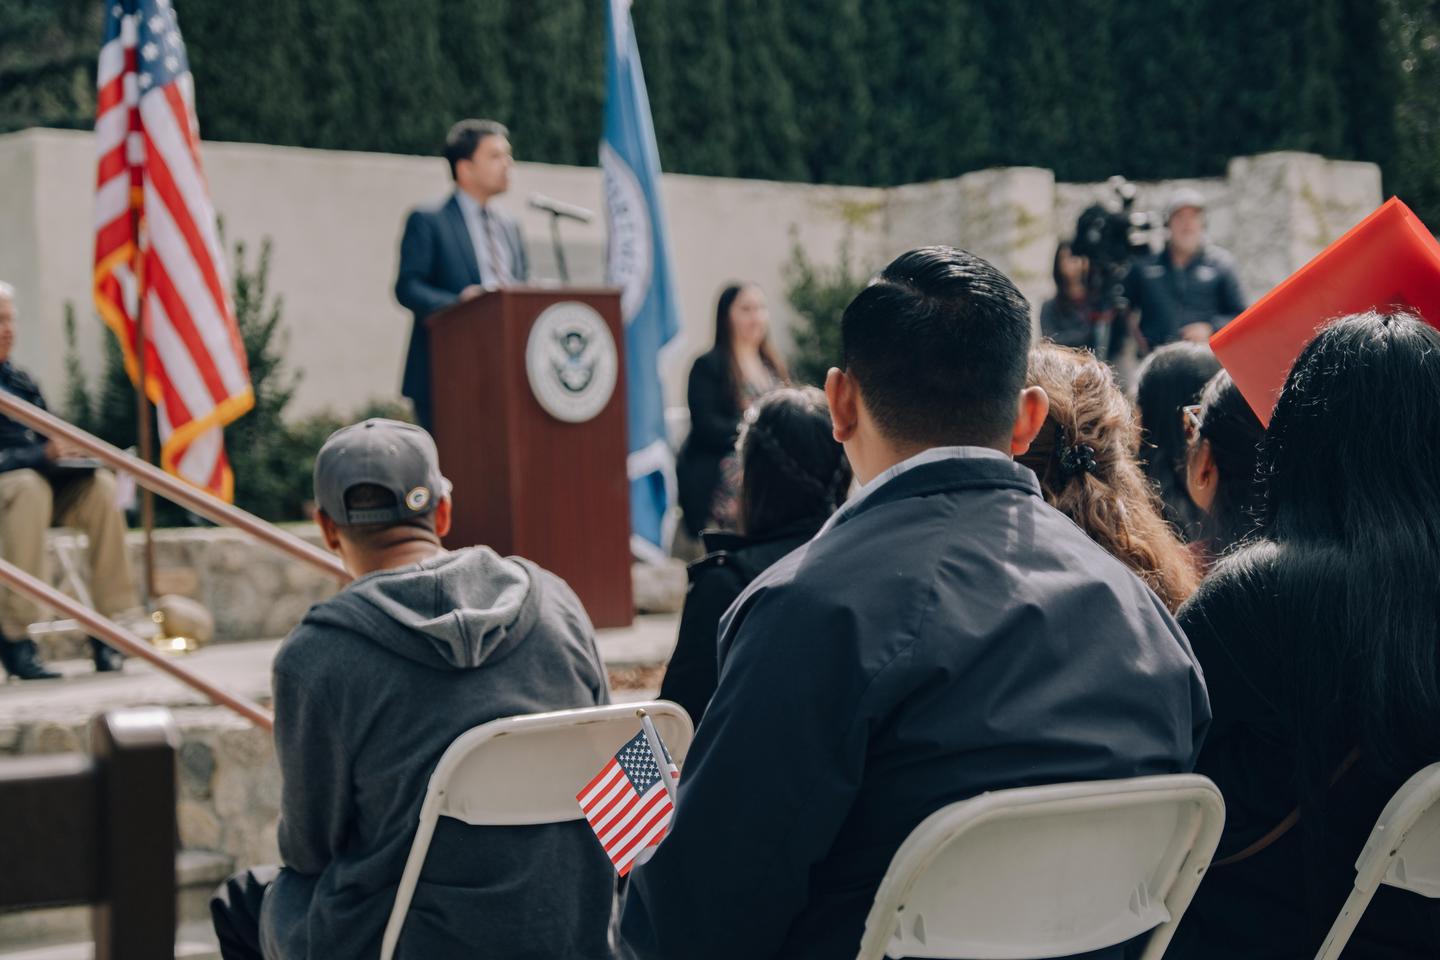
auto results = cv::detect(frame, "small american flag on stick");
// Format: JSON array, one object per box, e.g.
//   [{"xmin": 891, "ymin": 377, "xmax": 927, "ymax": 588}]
[{"xmin": 576, "ymin": 719, "xmax": 679, "ymax": 876}]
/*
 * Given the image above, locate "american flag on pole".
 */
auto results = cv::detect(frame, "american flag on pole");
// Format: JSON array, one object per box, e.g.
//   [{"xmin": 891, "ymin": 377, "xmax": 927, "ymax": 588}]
[
  {"xmin": 93, "ymin": 0, "xmax": 252, "ymax": 501},
  {"xmin": 576, "ymin": 729, "xmax": 679, "ymax": 876}
]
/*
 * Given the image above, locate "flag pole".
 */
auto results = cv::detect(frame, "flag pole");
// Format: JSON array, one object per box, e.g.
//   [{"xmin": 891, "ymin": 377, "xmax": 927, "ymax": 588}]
[
  {"xmin": 132, "ymin": 262, "xmax": 157, "ymax": 608},
  {"xmin": 636, "ymin": 707, "xmax": 679, "ymax": 806}
]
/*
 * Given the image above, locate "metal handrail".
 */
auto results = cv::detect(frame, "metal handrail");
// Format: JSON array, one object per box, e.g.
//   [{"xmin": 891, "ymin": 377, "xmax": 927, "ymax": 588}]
[
  {"xmin": 0, "ymin": 392, "xmax": 348, "ymax": 581},
  {"xmin": 0, "ymin": 391, "xmax": 351, "ymax": 730},
  {"xmin": 0, "ymin": 559, "xmax": 272, "ymax": 730}
]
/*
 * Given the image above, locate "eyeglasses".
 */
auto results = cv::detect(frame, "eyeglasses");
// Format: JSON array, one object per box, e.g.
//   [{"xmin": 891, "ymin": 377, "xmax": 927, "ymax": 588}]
[{"xmin": 1181, "ymin": 404, "xmax": 1204, "ymax": 441}]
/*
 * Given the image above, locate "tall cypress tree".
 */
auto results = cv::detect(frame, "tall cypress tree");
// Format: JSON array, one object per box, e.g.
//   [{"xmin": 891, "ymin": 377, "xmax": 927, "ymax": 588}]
[
  {"xmin": 727, "ymin": 0, "xmax": 806, "ymax": 181},
  {"xmin": 631, "ymin": 0, "xmax": 677, "ymax": 166},
  {"xmin": 0, "ymin": 0, "xmax": 1424, "ymax": 223},
  {"xmin": 182, "ymin": 0, "xmax": 307, "ymax": 146},
  {"xmin": 779, "ymin": 0, "xmax": 873, "ymax": 183},
  {"xmin": 874, "ymin": 0, "xmax": 995, "ymax": 184},
  {"xmin": 0, "ymin": 0, "xmax": 99, "ymax": 133},
  {"xmin": 663, "ymin": 0, "xmax": 738, "ymax": 176},
  {"xmin": 504, "ymin": 0, "xmax": 591, "ymax": 165},
  {"xmin": 1386, "ymin": 0, "xmax": 1440, "ymax": 227},
  {"xmin": 436, "ymin": 0, "xmax": 515, "ymax": 142},
  {"xmin": 1112, "ymin": 0, "xmax": 1223, "ymax": 177}
]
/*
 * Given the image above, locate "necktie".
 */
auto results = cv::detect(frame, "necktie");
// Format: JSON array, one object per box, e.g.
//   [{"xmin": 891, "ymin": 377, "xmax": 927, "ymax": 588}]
[{"xmin": 481, "ymin": 207, "xmax": 513, "ymax": 287}]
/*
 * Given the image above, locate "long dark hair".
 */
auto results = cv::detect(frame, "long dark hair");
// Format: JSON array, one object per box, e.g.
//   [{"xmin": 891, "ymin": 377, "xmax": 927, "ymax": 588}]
[
  {"xmin": 713, "ymin": 283, "xmax": 789, "ymax": 409},
  {"xmin": 738, "ymin": 387, "xmax": 850, "ymax": 537},
  {"xmin": 1019, "ymin": 344, "xmax": 1198, "ymax": 612},
  {"xmin": 1051, "ymin": 241, "xmax": 1088, "ymax": 303},
  {"xmin": 1226, "ymin": 312, "xmax": 1440, "ymax": 810},
  {"xmin": 1134, "ymin": 342, "xmax": 1222, "ymax": 537},
  {"xmin": 1190, "ymin": 370, "xmax": 1265, "ymax": 559}
]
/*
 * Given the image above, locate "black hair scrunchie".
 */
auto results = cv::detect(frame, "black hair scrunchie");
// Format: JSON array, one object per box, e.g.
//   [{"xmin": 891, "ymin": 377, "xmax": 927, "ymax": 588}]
[{"xmin": 1056, "ymin": 426, "xmax": 1098, "ymax": 479}]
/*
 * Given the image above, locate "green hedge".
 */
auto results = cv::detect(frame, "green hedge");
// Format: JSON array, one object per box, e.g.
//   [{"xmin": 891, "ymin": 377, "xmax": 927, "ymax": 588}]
[{"xmin": 3, "ymin": 0, "xmax": 1437, "ymax": 227}]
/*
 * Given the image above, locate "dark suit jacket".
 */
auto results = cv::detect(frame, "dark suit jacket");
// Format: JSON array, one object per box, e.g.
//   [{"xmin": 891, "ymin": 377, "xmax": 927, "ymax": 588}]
[
  {"xmin": 393, "ymin": 194, "xmax": 528, "ymax": 404},
  {"xmin": 623, "ymin": 453, "xmax": 1211, "ymax": 960},
  {"xmin": 675, "ymin": 350, "xmax": 739, "ymax": 537},
  {"xmin": 658, "ymin": 518, "xmax": 824, "ymax": 726}
]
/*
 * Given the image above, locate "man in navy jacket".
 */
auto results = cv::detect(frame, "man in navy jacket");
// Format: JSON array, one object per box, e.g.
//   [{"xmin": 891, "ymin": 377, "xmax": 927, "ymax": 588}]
[
  {"xmin": 394, "ymin": 119, "xmax": 528, "ymax": 430},
  {"xmin": 622, "ymin": 247, "xmax": 1211, "ymax": 960}
]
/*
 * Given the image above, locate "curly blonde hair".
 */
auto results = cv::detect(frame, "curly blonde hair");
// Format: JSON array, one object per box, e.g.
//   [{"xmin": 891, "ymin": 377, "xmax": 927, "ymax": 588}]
[{"xmin": 1017, "ymin": 343, "xmax": 1199, "ymax": 612}]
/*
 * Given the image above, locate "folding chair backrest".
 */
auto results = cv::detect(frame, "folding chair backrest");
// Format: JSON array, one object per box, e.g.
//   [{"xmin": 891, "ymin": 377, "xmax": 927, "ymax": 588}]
[
  {"xmin": 430, "ymin": 700, "xmax": 693, "ymax": 825},
  {"xmin": 1356, "ymin": 762, "xmax": 1440, "ymax": 898},
  {"xmin": 380, "ymin": 700, "xmax": 694, "ymax": 960},
  {"xmin": 856, "ymin": 774, "xmax": 1225, "ymax": 960},
  {"xmin": 1315, "ymin": 761, "xmax": 1440, "ymax": 960}
]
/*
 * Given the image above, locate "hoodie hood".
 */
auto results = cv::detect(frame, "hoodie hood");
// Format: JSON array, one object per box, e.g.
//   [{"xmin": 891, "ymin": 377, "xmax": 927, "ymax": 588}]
[{"xmin": 307, "ymin": 546, "xmax": 540, "ymax": 671}]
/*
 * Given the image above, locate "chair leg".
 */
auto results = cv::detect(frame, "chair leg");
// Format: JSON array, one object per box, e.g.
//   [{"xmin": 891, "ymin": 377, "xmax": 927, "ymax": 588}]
[
  {"xmin": 1314, "ymin": 885, "xmax": 1376, "ymax": 960},
  {"xmin": 379, "ymin": 813, "xmax": 440, "ymax": 960}
]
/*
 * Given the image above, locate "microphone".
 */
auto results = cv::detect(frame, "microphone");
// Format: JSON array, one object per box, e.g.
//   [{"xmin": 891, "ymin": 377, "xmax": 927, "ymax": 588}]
[{"xmin": 528, "ymin": 193, "xmax": 594, "ymax": 223}]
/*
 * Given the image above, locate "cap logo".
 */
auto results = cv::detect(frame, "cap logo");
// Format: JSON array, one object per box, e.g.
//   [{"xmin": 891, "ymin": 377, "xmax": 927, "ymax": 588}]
[{"xmin": 405, "ymin": 486, "xmax": 432, "ymax": 512}]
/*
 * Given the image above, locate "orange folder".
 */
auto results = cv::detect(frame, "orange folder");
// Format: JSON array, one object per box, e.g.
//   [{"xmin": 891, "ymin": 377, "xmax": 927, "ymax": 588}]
[{"xmin": 1210, "ymin": 197, "xmax": 1440, "ymax": 424}]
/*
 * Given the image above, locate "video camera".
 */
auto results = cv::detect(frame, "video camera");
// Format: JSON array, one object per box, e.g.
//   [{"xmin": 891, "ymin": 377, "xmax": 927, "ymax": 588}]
[
  {"xmin": 1072, "ymin": 176, "xmax": 1158, "ymax": 308},
  {"xmin": 1069, "ymin": 176, "xmax": 1160, "ymax": 357}
]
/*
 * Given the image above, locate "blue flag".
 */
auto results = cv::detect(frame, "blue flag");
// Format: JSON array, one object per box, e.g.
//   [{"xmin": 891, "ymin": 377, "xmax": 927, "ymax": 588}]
[{"xmin": 602, "ymin": 0, "xmax": 680, "ymax": 556}]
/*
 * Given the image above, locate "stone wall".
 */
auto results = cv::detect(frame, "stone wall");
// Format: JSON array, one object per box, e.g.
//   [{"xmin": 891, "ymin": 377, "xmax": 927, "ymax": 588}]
[
  {"xmin": 0, "ymin": 704, "xmax": 280, "ymax": 873},
  {"xmin": 40, "ymin": 526, "xmax": 339, "ymax": 647},
  {"xmin": 0, "ymin": 128, "xmax": 1383, "ymax": 420},
  {"xmin": 34, "ymin": 525, "xmax": 687, "ymax": 655}
]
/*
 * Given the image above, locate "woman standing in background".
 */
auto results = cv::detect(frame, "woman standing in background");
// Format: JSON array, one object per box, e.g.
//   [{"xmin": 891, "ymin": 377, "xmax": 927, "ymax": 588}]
[{"xmin": 676, "ymin": 283, "xmax": 789, "ymax": 539}]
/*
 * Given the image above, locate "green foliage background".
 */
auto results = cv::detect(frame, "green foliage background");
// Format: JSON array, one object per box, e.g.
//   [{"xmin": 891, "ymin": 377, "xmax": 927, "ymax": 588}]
[
  {"xmin": 1, "ymin": 0, "xmax": 1436, "ymax": 226},
  {"xmin": 62, "ymin": 235, "xmax": 408, "ymax": 524}
]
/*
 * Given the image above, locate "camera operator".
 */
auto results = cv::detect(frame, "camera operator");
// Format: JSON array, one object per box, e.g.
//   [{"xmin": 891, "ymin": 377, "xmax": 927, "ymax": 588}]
[
  {"xmin": 1124, "ymin": 188, "xmax": 1246, "ymax": 355},
  {"xmin": 1067, "ymin": 177, "xmax": 1154, "ymax": 362}
]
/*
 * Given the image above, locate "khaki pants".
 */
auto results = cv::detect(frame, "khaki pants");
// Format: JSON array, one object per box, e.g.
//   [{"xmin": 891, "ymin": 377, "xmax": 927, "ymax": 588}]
[{"xmin": 0, "ymin": 468, "xmax": 139, "ymax": 639}]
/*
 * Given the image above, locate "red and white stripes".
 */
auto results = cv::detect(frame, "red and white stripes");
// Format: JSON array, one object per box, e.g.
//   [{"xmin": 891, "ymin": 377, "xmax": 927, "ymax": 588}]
[{"xmin": 93, "ymin": 4, "xmax": 250, "ymax": 500}]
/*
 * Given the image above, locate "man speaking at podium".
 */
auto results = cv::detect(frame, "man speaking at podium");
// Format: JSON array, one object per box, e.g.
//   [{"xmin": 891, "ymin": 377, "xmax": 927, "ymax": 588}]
[{"xmin": 394, "ymin": 119, "xmax": 529, "ymax": 431}]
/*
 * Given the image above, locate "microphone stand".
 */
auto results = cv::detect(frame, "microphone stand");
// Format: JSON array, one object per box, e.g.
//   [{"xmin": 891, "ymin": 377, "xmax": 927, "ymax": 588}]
[{"xmin": 544, "ymin": 210, "xmax": 571, "ymax": 285}]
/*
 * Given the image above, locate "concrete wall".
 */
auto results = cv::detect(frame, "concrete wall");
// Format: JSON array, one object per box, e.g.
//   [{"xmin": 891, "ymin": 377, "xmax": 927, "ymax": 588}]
[
  {"xmin": 0, "ymin": 128, "xmax": 888, "ymax": 417},
  {"xmin": 0, "ymin": 127, "xmax": 1382, "ymax": 420}
]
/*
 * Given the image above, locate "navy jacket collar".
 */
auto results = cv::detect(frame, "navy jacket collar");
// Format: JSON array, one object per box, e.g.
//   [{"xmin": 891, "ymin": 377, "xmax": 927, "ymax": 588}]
[{"xmin": 832, "ymin": 455, "xmax": 1041, "ymax": 531}]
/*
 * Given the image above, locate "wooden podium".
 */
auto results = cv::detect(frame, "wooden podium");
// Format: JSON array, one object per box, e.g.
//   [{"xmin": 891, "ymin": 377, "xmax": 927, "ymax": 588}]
[{"xmin": 427, "ymin": 287, "xmax": 633, "ymax": 627}]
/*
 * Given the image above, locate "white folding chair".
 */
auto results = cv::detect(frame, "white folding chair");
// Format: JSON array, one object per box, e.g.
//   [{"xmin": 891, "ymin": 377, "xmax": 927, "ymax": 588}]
[
  {"xmin": 855, "ymin": 774, "xmax": 1225, "ymax": 960},
  {"xmin": 1314, "ymin": 762, "xmax": 1440, "ymax": 960},
  {"xmin": 378, "ymin": 700, "xmax": 694, "ymax": 960}
]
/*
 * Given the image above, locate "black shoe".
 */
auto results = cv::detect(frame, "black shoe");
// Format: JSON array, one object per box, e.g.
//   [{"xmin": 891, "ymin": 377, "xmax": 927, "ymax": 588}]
[
  {"xmin": 90, "ymin": 637, "xmax": 125, "ymax": 673},
  {"xmin": 1, "ymin": 638, "xmax": 61, "ymax": 681}
]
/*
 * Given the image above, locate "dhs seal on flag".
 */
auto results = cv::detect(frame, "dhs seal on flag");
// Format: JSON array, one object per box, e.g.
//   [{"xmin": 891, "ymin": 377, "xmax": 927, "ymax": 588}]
[{"xmin": 525, "ymin": 301, "xmax": 619, "ymax": 424}]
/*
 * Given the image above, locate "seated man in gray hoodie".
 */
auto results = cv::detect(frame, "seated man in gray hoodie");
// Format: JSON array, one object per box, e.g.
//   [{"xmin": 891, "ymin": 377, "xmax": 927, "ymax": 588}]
[{"xmin": 210, "ymin": 419, "xmax": 618, "ymax": 960}]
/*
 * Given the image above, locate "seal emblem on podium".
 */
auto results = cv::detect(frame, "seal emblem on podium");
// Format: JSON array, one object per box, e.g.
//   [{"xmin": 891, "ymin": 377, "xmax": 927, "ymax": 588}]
[{"xmin": 525, "ymin": 301, "xmax": 619, "ymax": 424}]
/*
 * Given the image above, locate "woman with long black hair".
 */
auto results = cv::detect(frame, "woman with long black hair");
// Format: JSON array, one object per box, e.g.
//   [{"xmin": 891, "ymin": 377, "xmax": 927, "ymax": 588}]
[
  {"xmin": 662, "ymin": 387, "xmax": 848, "ymax": 725},
  {"xmin": 1182, "ymin": 369, "xmax": 1265, "ymax": 566},
  {"xmin": 1171, "ymin": 311, "xmax": 1440, "ymax": 958},
  {"xmin": 1133, "ymin": 342, "xmax": 1222, "ymax": 538},
  {"xmin": 676, "ymin": 283, "xmax": 790, "ymax": 539}
]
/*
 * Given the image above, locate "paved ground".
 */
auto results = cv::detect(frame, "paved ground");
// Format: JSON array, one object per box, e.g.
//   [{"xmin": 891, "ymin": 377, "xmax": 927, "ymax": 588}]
[
  {"xmin": 0, "ymin": 613, "xmax": 679, "ymax": 732},
  {"xmin": 0, "ymin": 613, "xmax": 680, "ymax": 955}
]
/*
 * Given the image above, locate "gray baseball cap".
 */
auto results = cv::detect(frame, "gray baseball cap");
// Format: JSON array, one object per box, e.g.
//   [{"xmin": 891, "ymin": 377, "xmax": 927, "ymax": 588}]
[
  {"xmin": 1165, "ymin": 187, "xmax": 1207, "ymax": 223},
  {"xmin": 313, "ymin": 418, "xmax": 451, "ymax": 525}
]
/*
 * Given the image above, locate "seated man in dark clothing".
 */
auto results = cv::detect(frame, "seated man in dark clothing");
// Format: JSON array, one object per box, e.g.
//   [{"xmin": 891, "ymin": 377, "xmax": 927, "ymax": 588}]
[
  {"xmin": 1124, "ymin": 188, "xmax": 1246, "ymax": 354},
  {"xmin": 0, "ymin": 281, "xmax": 131, "ymax": 679},
  {"xmin": 621, "ymin": 246, "xmax": 1212, "ymax": 960},
  {"xmin": 211, "ymin": 419, "xmax": 619, "ymax": 960}
]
